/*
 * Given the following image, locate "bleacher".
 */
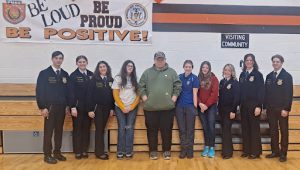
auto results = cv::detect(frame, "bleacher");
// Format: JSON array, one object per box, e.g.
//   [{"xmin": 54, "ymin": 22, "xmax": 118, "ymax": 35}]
[{"xmin": 0, "ymin": 84, "xmax": 300, "ymax": 153}]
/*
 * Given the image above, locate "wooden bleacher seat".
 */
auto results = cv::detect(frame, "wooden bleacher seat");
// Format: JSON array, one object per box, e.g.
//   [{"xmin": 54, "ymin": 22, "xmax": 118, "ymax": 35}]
[{"xmin": 0, "ymin": 84, "xmax": 300, "ymax": 153}]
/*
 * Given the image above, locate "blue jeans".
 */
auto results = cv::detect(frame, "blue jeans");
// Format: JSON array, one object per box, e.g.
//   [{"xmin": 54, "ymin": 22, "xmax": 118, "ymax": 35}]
[
  {"xmin": 115, "ymin": 106, "xmax": 137, "ymax": 155},
  {"xmin": 199, "ymin": 104, "xmax": 217, "ymax": 147}
]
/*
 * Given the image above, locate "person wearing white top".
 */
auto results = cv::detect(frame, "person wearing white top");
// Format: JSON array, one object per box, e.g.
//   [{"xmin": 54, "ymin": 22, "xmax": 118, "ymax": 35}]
[{"xmin": 112, "ymin": 60, "xmax": 140, "ymax": 159}]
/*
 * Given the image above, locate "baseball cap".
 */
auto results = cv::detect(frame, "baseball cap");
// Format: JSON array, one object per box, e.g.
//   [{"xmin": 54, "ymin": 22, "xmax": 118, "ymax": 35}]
[{"xmin": 154, "ymin": 51, "xmax": 166, "ymax": 59}]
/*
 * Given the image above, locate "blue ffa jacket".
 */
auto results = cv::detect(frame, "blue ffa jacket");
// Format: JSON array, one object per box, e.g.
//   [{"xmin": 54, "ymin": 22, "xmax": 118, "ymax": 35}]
[
  {"xmin": 36, "ymin": 66, "xmax": 69, "ymax": 110},
  {"xmin": 239, "ymin": 69, "xmax": 264, "ymax": 109},
  {"xmin": 87, "ymin": 76, "xmax": 115, "ymax": 112},
  {"xmin": 218, "ymin": 78, "xmax": 240, "ymax": 113},
  {"xmin": 264, "ymin": 68, "xmax": 293, "ymax": 111},
  {"xmin": 69, "ymin": 68, "xmax": 93, "ymax": 109}
]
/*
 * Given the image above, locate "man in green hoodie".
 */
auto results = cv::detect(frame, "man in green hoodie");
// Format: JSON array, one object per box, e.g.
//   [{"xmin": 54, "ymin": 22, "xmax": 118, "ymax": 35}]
[{"xmin": 139, "ymin": 51, "xmax": 182, "ymax": 160}]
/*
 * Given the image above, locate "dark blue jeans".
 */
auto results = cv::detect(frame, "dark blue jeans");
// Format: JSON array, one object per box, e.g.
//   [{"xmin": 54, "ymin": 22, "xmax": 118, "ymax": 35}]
[
  {"xmin": 199, "ymin": 104, "xmax": 217, "ymax": 147},
  {"xmin": 115, "ymin": 106, "xmax": 137, "ymax": 155},
  {"xmin": 175, "ymin": 105, "xmax": 197, "ymax": 151}
]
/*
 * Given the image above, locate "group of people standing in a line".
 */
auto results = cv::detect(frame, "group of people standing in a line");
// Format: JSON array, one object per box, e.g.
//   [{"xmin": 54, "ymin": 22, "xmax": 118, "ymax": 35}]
[{"xmin": 36, "ymin": 51, "xmax": 293, "ymax": 164}]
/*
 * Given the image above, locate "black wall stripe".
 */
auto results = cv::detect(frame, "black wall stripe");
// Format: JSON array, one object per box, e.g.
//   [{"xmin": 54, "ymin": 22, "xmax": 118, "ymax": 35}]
[
  {"xmin": 153, "ymin": 23, "xmax": 300, "ymax": 34},
  {"xmin": 153, "ymin": 4, "xmax": 300, "ymax": 16}
]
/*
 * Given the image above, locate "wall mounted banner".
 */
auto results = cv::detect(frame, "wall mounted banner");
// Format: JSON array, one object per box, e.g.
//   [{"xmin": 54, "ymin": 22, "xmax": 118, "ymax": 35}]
[{"xmin": 0, "ymin": 0, "xmax": 152, "ymax": 45}]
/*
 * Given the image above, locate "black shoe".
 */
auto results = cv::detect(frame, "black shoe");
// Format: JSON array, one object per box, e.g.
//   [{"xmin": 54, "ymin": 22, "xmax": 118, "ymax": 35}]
[
  {"xmin": 53, "ymin": 154, "xmax": 67, "ymax": 161},
  {"xmin": 279, "ymin": 155, "xmax": 287, "ymax": 162},
  {"xmin": 44, "ymin": 155, "xmax": 57, "ymax": 164},
  {"xmin": 82, "ymin": 152, "xmax": 89, "ymax": 159},
  {"xmin": 187, "ymin": 150, "xmax": 194, "ymax": 159},
  {"xmin": 248, "ymin": 155, "xmax": 260, "ymax": 159},
  {"xmin": 75, "ymin": 154, "xmax": 82, "ymax": 160},
  {"xmin": 241, "ymin": 153, "xmax": 248, "ymax": 158},
  {"xmin": 96, "ymin": 154, "xmax": 109, "ymax": 160},
  {"xmin": 179, "ymin": 150, "xmax": 187, "ymax": 159},
  {"xmin": 223, "ymin": 155, "xmax": 232, "ymax": 159},
  {"xmin": 265, "ymin": 153, "xmax": 280, "ymax": 158}
]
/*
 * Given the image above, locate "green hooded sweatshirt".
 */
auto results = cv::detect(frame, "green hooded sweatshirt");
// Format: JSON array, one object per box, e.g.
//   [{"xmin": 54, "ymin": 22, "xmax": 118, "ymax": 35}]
[{"xmin": 139, "ymin": 64, "xmax": 182, "ymax": 111}]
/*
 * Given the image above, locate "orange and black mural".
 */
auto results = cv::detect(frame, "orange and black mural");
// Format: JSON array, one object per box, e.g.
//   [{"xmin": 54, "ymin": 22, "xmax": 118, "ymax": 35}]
[{"xmin": 153, "ymin": 3, "xmax": 300, "ymax": 33}]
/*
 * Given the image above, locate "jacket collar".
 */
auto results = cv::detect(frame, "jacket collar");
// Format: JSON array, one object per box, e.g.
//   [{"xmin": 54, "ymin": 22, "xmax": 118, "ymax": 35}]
[
  {"xmin": 276, "ymin": 68, "xmax": 286, "ymax": 78},
  {"xmin": 152, "ymin": 63, "xmax": 169, "ymax": 71},
  {"xmin": 47, "ymin": 66, "xmax": 63, "ymax": 75}
]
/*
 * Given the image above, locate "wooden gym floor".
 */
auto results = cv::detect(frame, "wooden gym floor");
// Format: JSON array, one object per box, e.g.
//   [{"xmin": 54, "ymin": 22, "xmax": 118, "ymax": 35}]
[{"xmin": 0, "ymin": 151, "xmax": 300, "ymax": 170}]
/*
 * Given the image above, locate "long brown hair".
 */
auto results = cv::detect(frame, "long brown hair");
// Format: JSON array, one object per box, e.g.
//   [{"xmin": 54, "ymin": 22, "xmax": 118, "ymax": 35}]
[
  {"xmin": 118, "ymin": 60, "xmax": 138, "ymax": 93},
  {"xmin": 198, "ymin": 61, "xmax": 212, "ymax": 89},
  {"xmin": 243, "ymin": 53, "xmax": 259, "ymax": 71},
  {"xmin": 93, "ymin": 61, "xmax": 112, "ymax": 80}
]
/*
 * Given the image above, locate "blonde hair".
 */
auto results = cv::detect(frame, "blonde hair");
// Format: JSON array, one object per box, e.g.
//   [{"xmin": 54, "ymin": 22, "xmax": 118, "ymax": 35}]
[{"xmin": 223, "ymin": 64, "xmax": 237, "ymax": 80}]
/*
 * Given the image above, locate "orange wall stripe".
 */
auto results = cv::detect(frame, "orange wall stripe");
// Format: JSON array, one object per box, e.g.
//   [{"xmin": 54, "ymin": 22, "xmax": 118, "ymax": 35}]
[{"xmin": 153, "ymin": 13, "xmax": 300, "ymax": 26}]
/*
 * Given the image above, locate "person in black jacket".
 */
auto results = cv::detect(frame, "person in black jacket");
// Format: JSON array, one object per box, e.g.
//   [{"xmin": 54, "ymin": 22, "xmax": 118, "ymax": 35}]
[
  {"xmin": 36, "ymin": 51, "xmax": 70, "ymax": 164},
  {"xmin": 264, "ymin": 55, "xmax": 293, "ymax": 162},
  {"xmin": 239, "ymin": 53, "xmax": 264, "ymax": 159},
  {"xmin": 69, "ymin": 55, "xmax": 93, "ymax": 159},
  {"xmin": 218, "ymin": 64, "xmax": 240, "ymax": 159},
  {"xmin": 87, "ymin": 61, "xmax": 114, "ymax": 160}
]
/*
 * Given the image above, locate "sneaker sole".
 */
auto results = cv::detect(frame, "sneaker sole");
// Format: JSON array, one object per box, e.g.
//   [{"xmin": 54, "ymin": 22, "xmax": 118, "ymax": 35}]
[
  {"xmin": 44, "ymin": 160, "xmax": 57, "ymax": 164},
  {"xmin": 150, "ymin": 157, "xmax": 158, "ymax": 160},
  {"xmin": 54, "ymin": 158, "xmax": 66, "ymax": 161}
]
